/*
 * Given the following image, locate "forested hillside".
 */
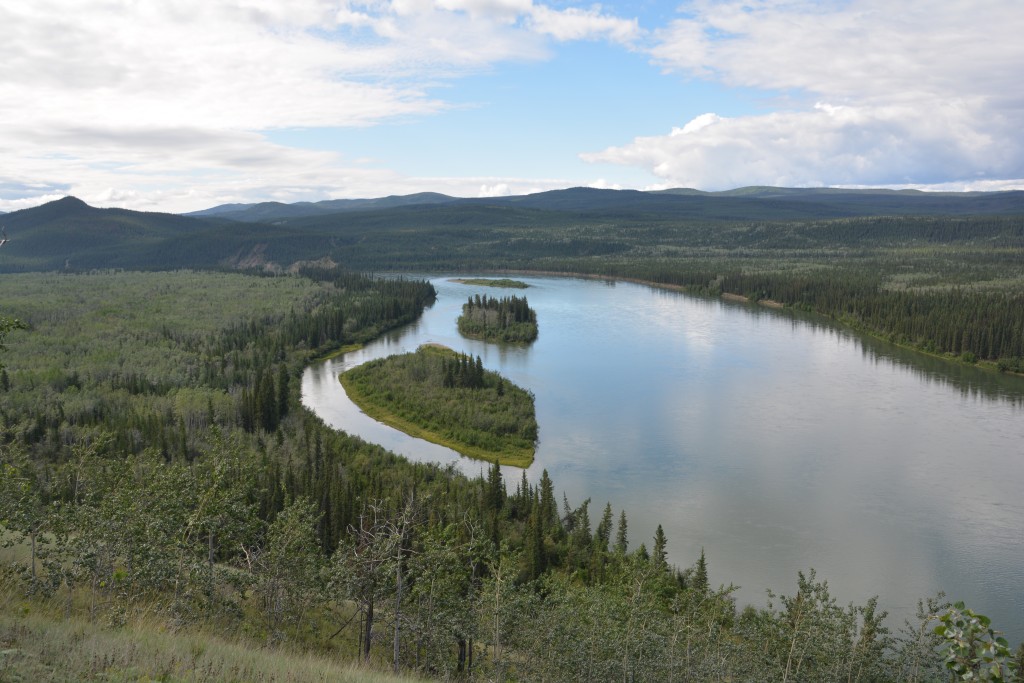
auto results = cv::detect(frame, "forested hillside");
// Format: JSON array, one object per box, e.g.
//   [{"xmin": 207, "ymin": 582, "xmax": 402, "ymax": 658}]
[
  {"xmin": 2, "ymin": 268, "xmax": 1020, "ymax": 682},
  {"xmin": 3, "ymin": 193, "xmax": 1023, "ymax": 369}
]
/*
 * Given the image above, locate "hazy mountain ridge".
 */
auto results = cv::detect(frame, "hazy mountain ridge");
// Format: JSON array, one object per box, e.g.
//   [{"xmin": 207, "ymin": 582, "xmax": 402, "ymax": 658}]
[
  {"xmin": 193, "ymin": 186, "xmax": 1024, "ymax": 222},
  {"xmin": 1, "ymin": 187, "xmax": 1022, "ymax": 273},
  {"xmin": 186, "ymin": 192, "xmax": 458, "ymax": 221}
]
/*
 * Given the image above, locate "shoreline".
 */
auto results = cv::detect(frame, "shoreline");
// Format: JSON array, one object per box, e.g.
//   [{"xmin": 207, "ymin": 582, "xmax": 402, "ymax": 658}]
[{"xmin": 486, "ymin": 268, "xmax": 1016, "ymax": 375}]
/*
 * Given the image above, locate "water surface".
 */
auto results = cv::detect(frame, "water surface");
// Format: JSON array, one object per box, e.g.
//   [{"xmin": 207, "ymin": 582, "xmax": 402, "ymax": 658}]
[{"xmin": 302, "ymin": 275, "xmax": 1024, "ymax": 639}]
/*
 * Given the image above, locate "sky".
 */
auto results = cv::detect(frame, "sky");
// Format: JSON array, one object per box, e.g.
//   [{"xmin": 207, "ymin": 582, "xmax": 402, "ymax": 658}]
[{"xmin": 2, "ymin": 0, "xmax": 1023, "ymax": 214}]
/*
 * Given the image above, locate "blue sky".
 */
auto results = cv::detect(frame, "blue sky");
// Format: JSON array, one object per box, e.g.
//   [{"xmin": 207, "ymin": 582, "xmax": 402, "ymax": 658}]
[{"xmin": 2, "ymin": 1, "xmax": 1023, "ymax": 213}]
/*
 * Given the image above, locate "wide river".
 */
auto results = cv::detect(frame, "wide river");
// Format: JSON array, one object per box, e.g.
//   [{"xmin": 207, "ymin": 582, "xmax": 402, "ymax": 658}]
[{"xmin": 303, "ymin": 275, "xmax": 1024, "ymax": 640}]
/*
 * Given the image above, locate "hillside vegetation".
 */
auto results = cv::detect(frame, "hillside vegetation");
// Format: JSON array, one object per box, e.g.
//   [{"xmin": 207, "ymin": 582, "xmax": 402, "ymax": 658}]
[
  {"xmin": 1, "ymin": 268, "xmax": 1022, "ymax": 681},
  {"xmin": 2, "ymin": 191, "xmax": 1023, "ymax": 367}
]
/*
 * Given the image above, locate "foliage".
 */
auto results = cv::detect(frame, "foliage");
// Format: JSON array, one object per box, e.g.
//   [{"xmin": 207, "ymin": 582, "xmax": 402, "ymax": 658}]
[
  {"xmin": 341, "ymin": 346, "xmax": 537, "ymax": 466},
  {"xmin": 935, "ymin": 602, "xmax": 1018, "ymax": 682},
  {"xmin": 1, "ymin": 266, "xmax": 1021, "ymax": 682},
  {"xmin": 457, "ymin": 294, "xmax": 538, "ymax": 344}
]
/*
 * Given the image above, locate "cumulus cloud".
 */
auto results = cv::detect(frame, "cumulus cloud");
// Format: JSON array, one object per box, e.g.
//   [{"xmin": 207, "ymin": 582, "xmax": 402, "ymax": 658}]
[
  {"xmin": 586, "ymin": 0, "xmax": 1024, "ymax": 189},
  {"xmin": 478, "ymin": 183, "xmax": 513, "ymax": 197},
  {"xmin": 0, "ymin": 0, "xmax": 638, "ymax": 211},
  {"xmin": 584, "ymin": 101, "xmax": 1018, "ymax": 189}
]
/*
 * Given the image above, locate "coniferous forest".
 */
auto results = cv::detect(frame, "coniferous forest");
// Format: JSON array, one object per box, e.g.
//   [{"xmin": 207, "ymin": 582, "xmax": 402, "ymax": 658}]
[
  {"xmin": 2, "ymin": 267, "xmax": 1021, "ymax": 682},
  {"xmin": 457, "ymin": 294, "xmax": 538, "ymax": 344},
  {"xmin": 2, "ymin": 190, "xmax": 1024, "ymax": 681}
]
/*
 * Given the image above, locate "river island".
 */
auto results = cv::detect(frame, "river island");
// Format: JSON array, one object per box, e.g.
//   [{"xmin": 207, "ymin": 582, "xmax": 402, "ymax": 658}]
[
  {"xmin": 457, "ymin": 293, "xmax": 538, "ymax": 343},
  {"xmin": 340, "ymin": 345, "xmax": 537, "ymax": 467},
  {"xmin": 450, "ymin": 277, "xmax": 529, "ymax": 289}
]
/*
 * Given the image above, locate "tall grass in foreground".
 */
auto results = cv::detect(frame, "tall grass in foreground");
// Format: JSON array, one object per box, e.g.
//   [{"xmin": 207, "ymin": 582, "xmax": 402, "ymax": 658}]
[{"xmin": 0, "ymin": 582, "xmax": 421, "ymax": 683}]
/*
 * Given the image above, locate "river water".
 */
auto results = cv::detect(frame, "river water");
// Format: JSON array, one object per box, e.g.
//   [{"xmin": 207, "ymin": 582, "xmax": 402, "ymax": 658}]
[{"xmin": 302, "ymin": 275, "xmax": 1024, "ymax": 640}]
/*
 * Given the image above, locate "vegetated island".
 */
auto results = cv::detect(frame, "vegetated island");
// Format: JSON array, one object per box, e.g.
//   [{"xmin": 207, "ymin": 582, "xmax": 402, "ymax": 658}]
[
  {"xmin": 457, "ymin": 293, "xmax": 538, "ymax": 343},
  {"xmin": 450, "ymin": 277, "xmax": 529, "ymax": 289},
  {"xmin": 340, "ymin": 345, "xmax": 537, "ymax": 467}
]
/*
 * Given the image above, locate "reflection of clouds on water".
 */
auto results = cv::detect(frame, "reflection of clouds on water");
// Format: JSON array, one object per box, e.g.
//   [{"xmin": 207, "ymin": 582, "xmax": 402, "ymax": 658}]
[{"xmin": 301, "ymin": 274, "xmax": 1024, "ymax": 641}]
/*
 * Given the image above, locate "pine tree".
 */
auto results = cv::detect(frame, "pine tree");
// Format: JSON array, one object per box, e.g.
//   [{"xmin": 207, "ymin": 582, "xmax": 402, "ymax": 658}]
[
  {"xmin": 595, "ymin": 502, "xmax": 613, "ymax": 553},
  {"xmin": 653, "ymin": 524, "xmax": 668, "ymax": 570},
  {"xmin": 486, "ymin": 460, "xmax": 504, "ymax": 512},
  {"xmin": 693, "ymin": 547, "xmax": 709, "ymax": 593},
  {"xmin": 615, "ymin": 509, "xmax": 628, "ymax": 554}
]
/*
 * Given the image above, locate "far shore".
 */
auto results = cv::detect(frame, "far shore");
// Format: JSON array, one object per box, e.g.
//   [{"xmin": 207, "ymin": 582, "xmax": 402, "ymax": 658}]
[{"xmin": 470, "ymin": 269, "xmax": 1017, "ymax": 375}]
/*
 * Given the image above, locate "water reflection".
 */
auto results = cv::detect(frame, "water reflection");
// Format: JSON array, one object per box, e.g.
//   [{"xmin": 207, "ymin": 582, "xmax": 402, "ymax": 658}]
[{"xmin": 302, "ymin": 275, "xmax": 1024, "ymax": 640}]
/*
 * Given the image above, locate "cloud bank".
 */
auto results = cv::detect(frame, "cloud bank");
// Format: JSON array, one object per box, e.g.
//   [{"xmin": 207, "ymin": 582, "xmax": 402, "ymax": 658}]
[
  {"xmin": 3, "ymin": 0, "xmax": 1023, "ymax": 212},
  {"xmin": 0, "ymin": 0, "xmax": 636, "ymax": 212},
  {"xmin": 585, "ymin": 0, "xmax": 1024, "ymax": 190}
]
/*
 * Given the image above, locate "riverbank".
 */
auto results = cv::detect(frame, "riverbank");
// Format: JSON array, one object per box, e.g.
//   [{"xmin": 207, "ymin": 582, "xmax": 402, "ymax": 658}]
[{"xmin": 489, "ymin": 268, "xmax": 1020, "ymax": 376}]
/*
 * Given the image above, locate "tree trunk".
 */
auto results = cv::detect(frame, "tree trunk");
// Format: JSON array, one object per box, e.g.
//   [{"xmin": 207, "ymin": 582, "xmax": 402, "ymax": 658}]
[
  {"xmin": 393, "ymin": 561, "xmax": 403, "ymax": 674},
  {"xmin": 363, "ymin": 598, "xmax": 374, "ymax": 662}
]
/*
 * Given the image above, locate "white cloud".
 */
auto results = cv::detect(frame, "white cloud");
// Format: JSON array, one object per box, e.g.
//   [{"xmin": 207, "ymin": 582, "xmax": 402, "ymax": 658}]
[
  {"xmin": 528, "ymin": 5, "xmax": 640, "ymax": 44},
  {"xmin": 587, "ymin": 0, "xmax": 1024, "ymax": 189},
  {"xmin": 587, "ymin": 178, "xmax": 622, "ymax": 190},
  {"xmin": 584, "ymin": 100, "xmax": 1022, "ymax": 190},
  {"xmin": 0, "ymin": 0, "xmax": 638, "ymax": 212},
  {"xmin": 478, "ymin": 183, "xmax": 513, "ymax": 197}
]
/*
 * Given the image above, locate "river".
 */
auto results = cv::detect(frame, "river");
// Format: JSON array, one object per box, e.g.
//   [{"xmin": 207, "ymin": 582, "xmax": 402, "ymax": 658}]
[{"xmin": 302, "ymin": 275, "xmax": 1024, "ymax": 640}]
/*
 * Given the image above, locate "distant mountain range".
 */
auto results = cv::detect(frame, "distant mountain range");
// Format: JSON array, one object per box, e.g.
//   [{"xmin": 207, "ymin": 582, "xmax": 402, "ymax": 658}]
[
  {"xmin": 1, "ymin": 186, "xmax": 1022, "ymax": 273},
  {"xmin": 188, "ymin": 186, "xmax": 1024, "ymax": 222},
  {"xmin": 186, "ymin": 192, "xmax": 456, "ymax": 221}
]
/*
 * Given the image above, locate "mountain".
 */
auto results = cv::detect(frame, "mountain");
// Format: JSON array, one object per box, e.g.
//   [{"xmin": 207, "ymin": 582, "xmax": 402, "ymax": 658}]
[
  {"xmin": 471, "ymin": 186, "xmax": 1024, "ymax": 217},
  {"xmin": 188, "ymin": 192, "xmax": 457, "ymax": 221},
  {"xmin": 2, "ymin": 188, "xmax": 1022, "ymax": 274},
  {"xmin": 189, "ymin": 186, "xmax": 1024, "ymax": 223},
  {"xmin": 0, "ymin": 196, "xmax": 222, "ymax": 271}
]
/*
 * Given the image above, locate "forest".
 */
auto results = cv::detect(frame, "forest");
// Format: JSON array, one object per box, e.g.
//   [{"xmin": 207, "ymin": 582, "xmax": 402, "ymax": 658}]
[
  {"xmin": 457, "ymin": 294, "xmax": 538, "ymax": 344},
  {"xmin": 340, "ymin": 346, "xmax": 537, "ymax": 467},
  {"xmin": 3, "ymin": 194, "xmax": 1023, "ymax": 369},
  {"xmin": 1, "ymin": 268, "xmax": 1021, "ymax": 682}
]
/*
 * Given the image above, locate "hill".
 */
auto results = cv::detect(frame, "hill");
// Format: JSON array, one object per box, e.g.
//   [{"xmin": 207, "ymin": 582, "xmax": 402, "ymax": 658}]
[
  {"xmin": 187, "ymin": 192, "xmax": 457, "ymax": 221},
  {"xmin": 190, "ymin": 186, "xmax": 1024, "ymax": 222},
  {"xmin": 0, "ymin": 196, "xmax": 221, "ymax": 271},
  {"xmin": 1, "ymin": 188, "xmax": 1023, "ymax": 274}
]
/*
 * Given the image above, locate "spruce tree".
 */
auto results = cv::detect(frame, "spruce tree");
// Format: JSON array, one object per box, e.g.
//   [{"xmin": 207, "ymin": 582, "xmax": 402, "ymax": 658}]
[
  {"xmin": 615, "ymin": 509, "xmax": 628, "ymax": 554},
  {"xmin": 653, "ymin": 524, "xmax": 668, "ymax": 569},
  {"xmin": 693, "ymin": 547, "xmax": 709, "ymax": 593}
]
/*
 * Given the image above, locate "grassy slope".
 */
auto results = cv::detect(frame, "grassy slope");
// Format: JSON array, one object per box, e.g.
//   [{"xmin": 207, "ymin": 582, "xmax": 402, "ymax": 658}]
[{"xmin": 0, "ymin": 604, "xmax": 422, "ymax": 683}]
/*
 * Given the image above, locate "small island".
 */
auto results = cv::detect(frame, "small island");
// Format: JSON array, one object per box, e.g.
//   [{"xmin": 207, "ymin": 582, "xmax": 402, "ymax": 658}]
[
  {"xmin": 457, "ymin": 293, "xmax": 538, "ymax": 343},
  {"xmin": 451, "ymin": 278, "xmax": 529, "ymax": 289},
  {"xmin": 340, "ymin": 345, "xmax": 537, "ymax": 467}
]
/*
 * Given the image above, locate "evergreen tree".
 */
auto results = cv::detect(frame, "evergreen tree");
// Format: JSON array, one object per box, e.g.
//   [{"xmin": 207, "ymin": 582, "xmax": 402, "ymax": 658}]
[
  {"xmin": 595, "ymin": 502, "xmax": 613, "ymax": 553},
  {"xmin": 615, "ymin": 509, "xmax": 628, "ymax": 554},
  {"xmin": 653, "ymin": 524, "xmax": 668, "ymax": 570},
  {"xmin": 486, "ymin": 460, "xmax": 504, "ymax": 512},
  {"xmin": 693, "ymin": 547, "xmax": 709, "ymax": 593}
]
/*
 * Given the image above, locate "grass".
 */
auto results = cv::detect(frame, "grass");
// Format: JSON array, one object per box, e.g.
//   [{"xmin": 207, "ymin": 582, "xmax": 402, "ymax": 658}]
[{"xmin": 0, "ymin": 579, "xmax": 424, "ymax": 683}]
